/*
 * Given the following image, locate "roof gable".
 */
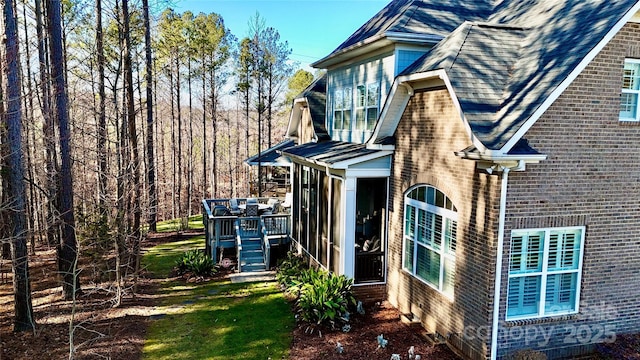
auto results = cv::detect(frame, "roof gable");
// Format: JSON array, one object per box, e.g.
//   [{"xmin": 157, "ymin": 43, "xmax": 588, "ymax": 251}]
[
  {"xmin": 286, "ymin": 74, "xmax": 330, "ymax": 142},
  {"xmin": 397, "ymin": 0, "xmax": 640, "ymax": 151}
]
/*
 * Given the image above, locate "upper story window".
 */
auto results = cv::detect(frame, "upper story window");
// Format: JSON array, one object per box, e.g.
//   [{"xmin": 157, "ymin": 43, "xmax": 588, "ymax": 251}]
[
  {"xmin": 403, "ymin": 185, "xmax": 457, "ymax": 298},
  {"xmin": 355, "ymin": 83, "xmax": 379, "ymax": 131},
  {"xmin": 333, "ymin": 87, "xmax": 352, "ymax": 130},
  {"xmin": 621, "ymin": 59, "xmax": 640, "ymax": 122},
  {"xmin": 506, "ymin": 227, "xmax": 585, "ymax": 320}
]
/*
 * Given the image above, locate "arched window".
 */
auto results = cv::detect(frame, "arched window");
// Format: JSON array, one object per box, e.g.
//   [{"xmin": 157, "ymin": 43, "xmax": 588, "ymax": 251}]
[{"xmin": 403, "ymin": 185, "xmax": 457, "ymax": 298}]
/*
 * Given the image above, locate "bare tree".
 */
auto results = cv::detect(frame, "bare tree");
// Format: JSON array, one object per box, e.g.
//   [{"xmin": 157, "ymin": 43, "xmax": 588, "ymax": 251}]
[
  {"xmin": 4, "ymin": 0, "xmax": 35, "ymax": 331},
  {"xmin": 47, "ymin": 0, "xmax": 81, "ymax": 300}
]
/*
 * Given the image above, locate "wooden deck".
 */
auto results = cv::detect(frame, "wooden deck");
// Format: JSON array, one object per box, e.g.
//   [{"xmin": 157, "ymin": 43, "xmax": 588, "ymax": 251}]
[{"xmin": 202, "ymin": 198, "xmax": 291, "ymax": 273}]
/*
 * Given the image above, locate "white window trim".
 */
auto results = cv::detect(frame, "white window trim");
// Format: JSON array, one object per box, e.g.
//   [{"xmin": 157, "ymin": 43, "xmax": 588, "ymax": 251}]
[
  {"xmin": 355, "ymin": 82, "xmax": 380, "ymax": 131},
  {"xmin": 506, "ymin": 226, "xmax": 586, "ymax": 321},
  {"xmin": 402, "ymin": 186, "xmax": 457, "ymax": 300},
  {"xmin": 333, "ymin": 87, "xmax": 352, "ymax": 130},
  {"xmin": 620, "ymin": 58, "xmax": 640, "ymax": 122}
]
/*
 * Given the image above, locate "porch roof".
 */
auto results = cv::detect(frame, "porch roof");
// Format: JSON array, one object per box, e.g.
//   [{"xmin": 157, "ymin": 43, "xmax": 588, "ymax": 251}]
[
  {"xmin": 245, "ymin": 139, "xmax": 295, "ymax": 166},
  {"xmin": 281, "ymin": 140, "xmax": 392, "ymax": 169}
]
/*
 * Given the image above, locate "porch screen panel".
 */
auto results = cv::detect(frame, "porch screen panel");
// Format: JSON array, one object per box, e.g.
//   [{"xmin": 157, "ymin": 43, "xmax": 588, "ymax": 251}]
[
  {"xmin": 319, "ymin": 172, "xmax": 329, "ymax": 267},
  {"xmin": 309, "ymin": 169, "xmax": 318, "ymax": 260},
  {"xmin": 331, "ymin": 178, "xmax": 342, "ymax": 274},
  {"xmin": 292, "ymin": 164, "xmax": 301, "ymax": 244}
]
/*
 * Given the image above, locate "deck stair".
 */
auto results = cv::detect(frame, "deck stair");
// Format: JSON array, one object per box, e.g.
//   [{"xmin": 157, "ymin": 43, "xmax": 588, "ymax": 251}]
[
  {"xmin": 237, "ymin": 217, "xmax": 267, "ymax": 273},
  {"xmin": 239, "ymin": 237, "xmax": 267, "ymax": 272}
]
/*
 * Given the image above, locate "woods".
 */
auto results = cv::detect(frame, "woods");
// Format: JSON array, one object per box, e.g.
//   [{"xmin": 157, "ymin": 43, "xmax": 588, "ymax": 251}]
[{"xmin": 0, "ymin": 0, "xmax": 311, "ymax": 339}]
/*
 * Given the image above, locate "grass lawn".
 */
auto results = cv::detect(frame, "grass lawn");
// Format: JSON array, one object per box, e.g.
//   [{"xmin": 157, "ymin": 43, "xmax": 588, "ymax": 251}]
[
  {"xmin": 141, "ymin": 221, "xmax": 295, "ymax": 360},
  {"xmin": 154, "ymin": 214, "xmax": 205, "ymax": 233}
]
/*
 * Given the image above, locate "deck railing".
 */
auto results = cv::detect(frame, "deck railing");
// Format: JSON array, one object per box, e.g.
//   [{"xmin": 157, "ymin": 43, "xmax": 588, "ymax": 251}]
[{"xmin": 203, "ymin": 199, "xmax": 292, "ymax": 271}]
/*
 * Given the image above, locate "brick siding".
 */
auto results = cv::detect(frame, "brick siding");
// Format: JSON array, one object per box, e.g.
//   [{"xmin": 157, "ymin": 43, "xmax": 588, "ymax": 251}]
[
  {"xmin": 388, "ymin": 87, "xmax": 501, "ymax": 360},
  {"xmin": 386, "ymin": 21, "xmax": 640, "ymax": 360}
]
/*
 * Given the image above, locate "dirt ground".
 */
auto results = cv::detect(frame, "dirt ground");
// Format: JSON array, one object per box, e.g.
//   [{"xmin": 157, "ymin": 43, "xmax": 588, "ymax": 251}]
[{"xmin": 0, "ymin": 232, "xmax": 635, "ymax": 360}]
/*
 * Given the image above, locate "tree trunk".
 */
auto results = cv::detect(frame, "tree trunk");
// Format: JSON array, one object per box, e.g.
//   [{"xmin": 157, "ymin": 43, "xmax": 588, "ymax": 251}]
[
  {"xmin": 47, "ymin": 0, "xmax": 80, "ymax": 300},
  {"xmin": 142, "ymin": 0, "xmax": 156, "ymax": 232},
  {"xmin": 122, "ymin": 0, "xmax": 141, "ymax": 292},
  {"xmin": 202, "ymin": 55, "xmax": 207, "ymax": 198},
  {"xmin": 175, "ymin": 55, "xmax": 182, "ymax": 224},
  {"xmin": 95, "ymin": 0, "xmax": 108, "ymax": 230},
  {"xmin": 4, "ymin": 0, "xmax": 35, "ymax": 331},
  {"xmin": 35, "ymin": 0, "xmax": 59, "ymax": 249},
  {"xmin": 187, "ymin": 58, "xmax": 193, "ymax": 217}
]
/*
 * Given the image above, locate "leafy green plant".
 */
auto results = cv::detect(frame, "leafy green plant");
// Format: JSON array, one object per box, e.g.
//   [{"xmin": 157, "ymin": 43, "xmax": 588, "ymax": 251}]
[
  {"xmin": 175, "ymin": 249, "xmax": 216, "ymax": 277},
  {"xmin": 275, "ymin": 251, "xmax": 307, "ymax": 287},
  {"xmin": 293, "ymin": 268, "xmax": 356, "ymax": 328}
]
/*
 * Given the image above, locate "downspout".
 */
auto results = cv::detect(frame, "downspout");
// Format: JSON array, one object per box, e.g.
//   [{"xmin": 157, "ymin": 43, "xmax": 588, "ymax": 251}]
[{"xmin": 491, "ymin": 167, "xmax": 509, "ymax": 360}]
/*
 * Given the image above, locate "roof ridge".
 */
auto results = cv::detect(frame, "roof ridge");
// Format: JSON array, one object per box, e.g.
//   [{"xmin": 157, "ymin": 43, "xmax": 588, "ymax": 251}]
[
  {"xmin": 472, "ymin": 21, "xmax": 529, "ymax": 31},
  {"xmin": 397, "ymin": 0, "xmax": 420, "ymax": 29},
  {"xmin": 448, "ymin": 23, "xmax": 474, "ymax": 71}
]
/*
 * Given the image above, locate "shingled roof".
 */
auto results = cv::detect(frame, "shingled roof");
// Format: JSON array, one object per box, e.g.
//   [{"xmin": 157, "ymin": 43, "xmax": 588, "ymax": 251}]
[
  {"xmin": 295, "ymin": 74, "xmax": 330, "ymax": 141},
  {"xmin": 401, "ymin": 0, "xmax": 640, "ymax": 150},
  {"xmin": 323, "ymin": 0, "xmax": 494, "ymax": 60}
]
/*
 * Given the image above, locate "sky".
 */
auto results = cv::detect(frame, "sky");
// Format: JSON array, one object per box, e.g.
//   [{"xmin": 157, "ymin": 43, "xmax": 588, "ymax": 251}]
[{"xmin": 173, "ymin": 0, "xmax": 391, "ymax": 71}]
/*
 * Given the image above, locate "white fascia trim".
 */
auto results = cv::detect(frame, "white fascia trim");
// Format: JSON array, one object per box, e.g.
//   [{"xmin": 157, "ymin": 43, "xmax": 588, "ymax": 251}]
[
  {"xmin": 384, "ymin": 31, "xmax": 443, "ymax": 45},
  {"xmin": 331, "ymin": 150, "xmax": 394, "ymax": 169},
  {"xmin": 369, "ymin": 79, "xmax": 409, "ymax": 143},
  {"xmin": 286, "ymin": 98, "xmax": 306, "ymax": 139},
  {"xmin": 371, "ymin": 69, "xmax": 489, "ymax": 153},
  {"xmin": 454, "ymin": 150, "xmax": 548, "ymax": 162},
  {"xmin": 501, "ymin": 1, "xmax": 640, "ymax": 153}
]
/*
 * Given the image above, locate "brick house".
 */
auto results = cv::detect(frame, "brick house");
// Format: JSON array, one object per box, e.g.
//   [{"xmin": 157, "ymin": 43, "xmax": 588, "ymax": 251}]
[{"xmin": 282, "ymin": 1, "xmax": 640, "ymax": 358}]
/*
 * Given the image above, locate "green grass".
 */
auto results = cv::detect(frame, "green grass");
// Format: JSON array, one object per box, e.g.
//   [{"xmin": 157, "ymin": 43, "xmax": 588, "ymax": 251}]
[
  {"xmin": 142, "ymin": 234, "xmax": 294, "ymax": 360},
  {"xmin": 155, "ymin": 214, "xmax": 205, "ymax": 233}
]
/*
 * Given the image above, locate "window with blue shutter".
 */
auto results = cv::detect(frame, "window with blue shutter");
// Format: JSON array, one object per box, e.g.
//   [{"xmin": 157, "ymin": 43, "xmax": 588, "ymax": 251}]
[{"xmin": 507, "ymin": 227, "xmax": 584, "ymax": 320}]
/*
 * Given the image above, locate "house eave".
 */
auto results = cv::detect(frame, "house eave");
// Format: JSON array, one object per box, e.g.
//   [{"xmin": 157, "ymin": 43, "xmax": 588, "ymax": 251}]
[
  {"xmin": 312, "ymin": 32, "xmax": 441, "ymax": 69},
  {"xmin": 454, "ymin": 149, "xmax": 547, "ymax": 172}
]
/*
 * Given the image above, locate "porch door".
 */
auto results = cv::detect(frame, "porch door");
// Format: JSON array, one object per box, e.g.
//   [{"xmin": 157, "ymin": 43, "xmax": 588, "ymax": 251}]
[{"xmin": 354, "ymin": 178, "xmax": 387, "ymax": 283}]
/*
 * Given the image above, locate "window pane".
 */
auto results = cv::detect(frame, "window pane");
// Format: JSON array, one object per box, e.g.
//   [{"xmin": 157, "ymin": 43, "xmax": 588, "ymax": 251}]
[
  {"xmin": 623, "ymin": 62, "xmax": 640, "ymax": 90},
  {"xmin": 343, "ymin": 110, "xmax": 351, "ymax": 129},
  {"xmin": 416, "ymin": 245, "xmax": 440, "ymax": 286},
  {"xmin": 427, "ymin": 187, "xmax": 435, "ymax": 205},
  {"xmin": 355, "ymin": 109, "xmax": 365, "ymax": 129},
  {"xmin": 433, "ymin": 214, "xmax": 443, "ymax": 250},
  {"xmin": 507, "ymin": 275, "xmax": 541, "ymax": 318},
  {"xmin": 357, "ymin": 85, "xmax": 366, "ymax": 107},
  {"xmin": 526, "ymin": 234, "xmax": 543, "ymax": 271},
  {"xmin": 404, "ymin": 205, "xmax": 415, "ymax": 237},
  {"xmin": 416, "ymin": 209, "xmax": 430, "ymax": 245},
  {"xmin": 333, "ymin": 111, "xmax": 342, "ymax": 129},
  {"xmin": 335, "ymin": 89, "xmax": 344, "ymax": 109},
  {"xmin": 545, "ymin": 273, "xmax": 577, "ymax": 314},
  {"xmin": 445, "ymin": 219, "xmax": 457, "ymax": 255},
  {"xmin": 620, "ymin": 93, "xmax": 638, "ymax": 119},
  {"xmin": 344, "ymin": 87, "xmax": 352, "ymax": 107},
  {"xmin": 367, "ymin": 108, "xmax": 378, "ymax": 130},
  {"xmin": 548, "ymin": 229, "xmax": 581, "ymax": 271},
  {"xmin": 367, "ymin": 83, "xmax": 379, "ymax": 106},
  {"xmin": 404, "ymin": 238, "xmax": 414, "ymax": 271},
  {"xmin": 435, "ymin": 190, "xmax": 445, "ymax": 208},
  {"xmin": 510, "ymin": 231, "xmax": 544, "ymax": 273},
  {"xmin": 417, "ymin": 186, "xmax": 426, "ymax": 202},
  {"xmin": 443, "ymin": 258, "xmax": 455, "ymax": 297}
]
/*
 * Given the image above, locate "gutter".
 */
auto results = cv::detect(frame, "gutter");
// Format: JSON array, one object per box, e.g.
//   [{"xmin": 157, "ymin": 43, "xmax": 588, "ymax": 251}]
[{"xmin": 490, "ymin": 166, "xmax": 509, "ymax": 360}]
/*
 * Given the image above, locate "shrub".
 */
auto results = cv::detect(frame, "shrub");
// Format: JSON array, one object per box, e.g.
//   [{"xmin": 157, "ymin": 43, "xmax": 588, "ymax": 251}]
[
  {"xmin": 175, "ymin": 249, "xmax": 216, "ymax": 277},
  {"xmin": 275, "ymin": 251, "xmax": 306, "ymax": 287},
  {"xmin": 294, "ymin": 268, "xmax": 356, "ymax": 328}
]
